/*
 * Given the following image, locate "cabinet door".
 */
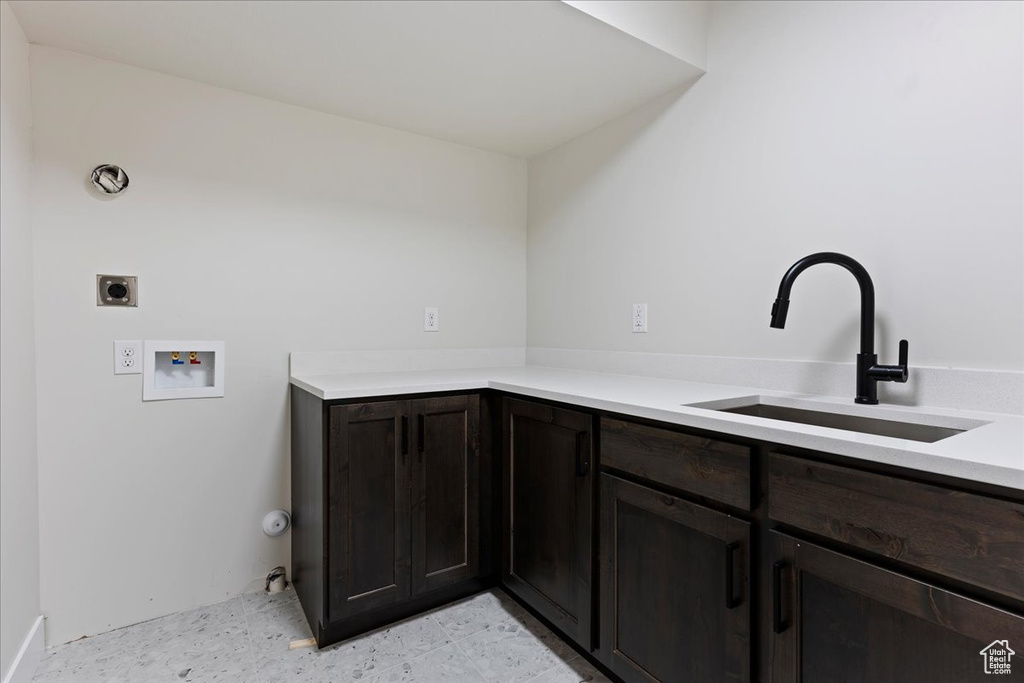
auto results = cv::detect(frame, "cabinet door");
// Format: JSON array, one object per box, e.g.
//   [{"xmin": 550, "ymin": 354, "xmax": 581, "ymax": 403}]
[
  {"xmin": 503, "ymin": 398, "xmax": 594, "ymax": 649},
  {"xmin": 600, "ymin": 474, "xmax": 751, "ymax": 683},
  {"xmin": 769, "ymin": 531, "xmax": 1024, "ymax": 682},
  {"xmin": 410, "ymin": 395, "xmax": 480, "ymax": 595},
  {"xmin": 328, "ymin": 401, "xmax": 411, "ymax": 620}
]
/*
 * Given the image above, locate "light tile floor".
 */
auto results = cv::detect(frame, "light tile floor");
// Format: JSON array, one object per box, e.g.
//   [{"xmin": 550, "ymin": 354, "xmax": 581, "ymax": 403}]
[{"xmin": 33, "ymin": 588, "xmax": 611, "ymax": 683}]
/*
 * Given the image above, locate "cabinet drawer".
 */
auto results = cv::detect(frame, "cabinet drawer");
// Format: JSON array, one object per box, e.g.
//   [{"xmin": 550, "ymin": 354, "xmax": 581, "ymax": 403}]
[
  {"xmin": 769, "ymin": 453, "xmax": 1024, "ymax": 602},
  {"xmin": 601, "ymin": 418, "xmax": 751, "ymax": 510}
]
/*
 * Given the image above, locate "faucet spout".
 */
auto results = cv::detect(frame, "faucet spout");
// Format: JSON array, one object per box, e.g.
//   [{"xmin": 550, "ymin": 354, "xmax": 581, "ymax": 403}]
[
  {"xmin": 769, "ymin": 252, "xmax": 908, "ymax": 405},
  {"xmin": 769, "ymin": 298, "xmax": 789, "ymax": 329},
  {"xmin": 770, "ymin": 252, "xmax": 875, "ymax": 355}
]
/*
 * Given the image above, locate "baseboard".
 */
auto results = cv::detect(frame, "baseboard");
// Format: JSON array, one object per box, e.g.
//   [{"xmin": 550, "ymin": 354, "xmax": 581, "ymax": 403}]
[{"xmin": 2, "ymin": 615, "xmax": 44, "ymax": 683}]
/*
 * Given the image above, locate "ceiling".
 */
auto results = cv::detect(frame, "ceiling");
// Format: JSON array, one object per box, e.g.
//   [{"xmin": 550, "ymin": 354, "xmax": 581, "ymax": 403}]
[{"xmin": 10, "ymin": 0, "xmax": 704, "ymax": 158}]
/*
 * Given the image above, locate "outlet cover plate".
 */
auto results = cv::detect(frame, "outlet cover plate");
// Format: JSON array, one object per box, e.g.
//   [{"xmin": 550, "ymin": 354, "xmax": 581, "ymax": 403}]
[
  {"xmin": 97, "ymin": 275, "xmax": 138, "ymax": 307},
  {"xmin": 113, "ymin": 340, "xmax": 143, "ymax": 374},
  {"xmin": 632, "ymin": 303, "xmax": 648, "ymax": 333},
  {"xmin": 424, "ymin": 307, "xmax": 439, "ymax": 332}
]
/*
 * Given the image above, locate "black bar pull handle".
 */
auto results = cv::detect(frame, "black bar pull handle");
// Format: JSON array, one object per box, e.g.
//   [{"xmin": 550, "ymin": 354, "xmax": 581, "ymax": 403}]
[
  {"xmin": 725, "ymin": 542, "xmax": 741, "ymax": 609},
  {"xmin": 400, "ymin": 415, "xmax": 408, "ymax": 457},
  {"xmin": 417, "ymin": 414, "xmax": 425, "ymax": 457},
  {"xmin": 575, "ymin": 432, "xmax": 590, "ymax": 477},
  {"xmin": 899, "ymin": 339, "xmax": 909, "ymax": 370},
  {"xmin": 772, "ymin": 561, "xmax": 788, "ymax": 634}
]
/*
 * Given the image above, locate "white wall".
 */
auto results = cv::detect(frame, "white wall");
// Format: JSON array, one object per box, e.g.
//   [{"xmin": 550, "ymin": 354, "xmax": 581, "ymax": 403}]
[
  {"xmin": 529, "ymin": 0, "xmax": 1023, "ymax": 373},
  {"xmin": 563, "ymin": 1, "xmax": 710, "ymax": 69},
  {"xmin": 0, "ymin": 0, "xmax": 41, "ymax": 676},
  {"xmin": 30, "ymin": 47, "xmax": 526, "ymax": 645}
]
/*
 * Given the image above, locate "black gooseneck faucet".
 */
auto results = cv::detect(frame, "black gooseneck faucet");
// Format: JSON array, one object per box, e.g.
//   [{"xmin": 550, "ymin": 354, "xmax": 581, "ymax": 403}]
[{"xmin": 769, "ymin": 252, "xmax": 909, "ymax": 405}]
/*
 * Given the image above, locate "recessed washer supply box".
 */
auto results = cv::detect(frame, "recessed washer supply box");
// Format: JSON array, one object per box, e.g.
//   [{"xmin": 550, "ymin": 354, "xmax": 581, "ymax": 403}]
[{"xmin": 143, "ymin": 341, "xmax": 225, "ymax": 401}]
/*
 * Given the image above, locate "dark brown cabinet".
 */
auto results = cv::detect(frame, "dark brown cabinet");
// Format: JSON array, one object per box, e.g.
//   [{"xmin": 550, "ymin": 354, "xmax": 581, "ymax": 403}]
[
  {"xmin": 291, "ymin": 390, "xmax": 483, "ymax": 645},
  {"xmin": 410, "ymin": 395, "xmax": 480, "ymax": 595},
  {"xmin": 769, "ymin": 531, "xmax": 1024, "ymax": 683},
  {"xmin": 769, "ymin": 453, "xmax": 1024, "ymax": 602},
  {"xmin": 328, "ymin": 400, "xmax": 411, "ymax": 620},
  {"xmin": 296, "ymin": 387, "xmax": 1024, "ymax": 680},
  {"xmin": 601, "ymin": 417, "xmax": 752, "ymax": 510},
  {"xmin": 502, "ymin": 398, "xmax": 594, "ymax": 650},
  {"xmin": 599, "ymin": 474, "xmax": 751, "ymax": 683}
]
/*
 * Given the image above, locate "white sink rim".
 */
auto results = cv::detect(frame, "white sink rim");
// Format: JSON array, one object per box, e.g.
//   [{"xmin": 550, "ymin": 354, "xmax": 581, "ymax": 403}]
[{"xmin": 685, "ymin": 394, "xmax": 990, "ymax": 433}]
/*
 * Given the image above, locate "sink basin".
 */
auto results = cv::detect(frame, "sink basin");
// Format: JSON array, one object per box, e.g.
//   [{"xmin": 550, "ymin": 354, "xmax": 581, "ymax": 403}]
[{"xmin": 686, "ymin": 396, "xmax": 987, "ymax": 443}]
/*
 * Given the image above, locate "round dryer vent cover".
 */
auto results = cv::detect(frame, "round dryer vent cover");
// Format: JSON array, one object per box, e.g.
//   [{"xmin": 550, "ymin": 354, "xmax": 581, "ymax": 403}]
[{"xmin": 91, "ymin": 164, "xmax": 130, "ymax": 195}]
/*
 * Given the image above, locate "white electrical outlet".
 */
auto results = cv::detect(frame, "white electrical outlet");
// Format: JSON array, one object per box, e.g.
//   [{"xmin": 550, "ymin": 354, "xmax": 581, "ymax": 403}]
[
  {"xmin": 113, "ymin": 340, "xmax": 142, "ymax": 375},
  {"xmin": 632, "ymin": 303, "xmax": 648, "ymax": 333},
  {"xmin": 424, "ymin": 307, "xmax": 439, "ymax": 332}
]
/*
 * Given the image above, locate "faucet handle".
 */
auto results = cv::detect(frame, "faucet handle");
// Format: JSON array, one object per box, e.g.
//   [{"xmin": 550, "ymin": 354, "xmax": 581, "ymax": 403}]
[{"xmin": 867, "ymin": 339, "xmax": 909, "ymax": 384}]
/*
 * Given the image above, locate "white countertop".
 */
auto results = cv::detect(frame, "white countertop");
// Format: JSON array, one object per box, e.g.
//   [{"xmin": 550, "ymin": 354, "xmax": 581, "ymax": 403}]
[{"xmin": 290, "ymin": 365, "xmax": 1024, "ymax": 491}]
